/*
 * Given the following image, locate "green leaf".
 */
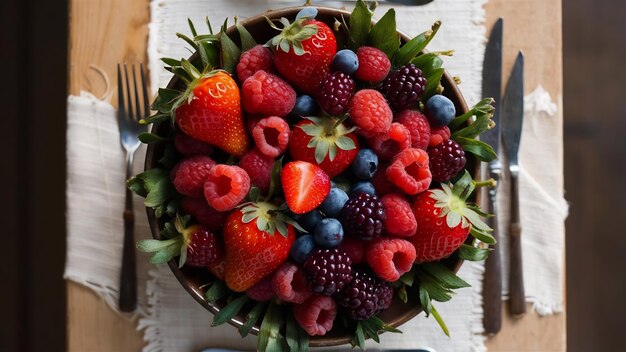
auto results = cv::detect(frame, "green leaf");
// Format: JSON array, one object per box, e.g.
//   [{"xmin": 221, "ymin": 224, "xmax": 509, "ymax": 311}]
[
  {"xmin": 138, "ymin": 132, "xmax": 167, "ymax": 144},
  {"xmin": 136, "ymin": 237, "xmax": 182, "ymax": 264},
  {"xmin": 258, "ymin": 300, "xmax": 283, "ymax": 352},
  {"xmin": 161, "ymin": 57, "xmax": 182, "ymax": 67},
  {"xmin": 141, "ymin": 112, "xmax": 171, "ymax": 125},
  {"xmin": 136, "ymin": 238, "xmax": 179, "ymax": 252},
  {"xmin": 431, "ymin": 304, "xmax": 450, "ymax": 337},
  {"xmin": 335, "ymin": 135, "xmax": 356, "ymax": 150},
  {"xmin": 393, "ymin": 21, "xmax": 441, "ymax": 66},
  {"xmin": 368, "ymin": 9, "xmax": 400, "ymax": 58},
  {"xmin": 144, "ymin": 177, "xmax": 175, "ymax": 207},
  {"xmin": 212, "ymin": 295, "xmax": 248, "ymax": 326},
  {"xmin": 420, "ymin": 279, "xmax": 453, "ymax": 302},
  {"xmin": 188, "ymin": 18, "xmax": 197, "ymax": 37},
  {"xmin": 351, "ymin": 322, "xmax": 366, "ymax": 350},
  {"xmin": 236, "ymin": 22, "xmax": 257, "ymax": 52},
  {"xmin": 398, "ymin": 284, "xmax": 408, "ymax": 303},
  {"xmin": 239, "ymin": 301, "xmax": 266, "ymax": 338},
  {"xmin": 158, "ymin": 143, "xmax": 178, "ymax": 169},
  {"xmin": 399, "ymin": 270, "xmax": 415, "ymax": 286},
  {"xmin": 286, "ymin": 311, "xmax": 309, "ymax": 352},
  {"xmin": 422, "ymin": 263, "xmax": 471, "ymax": 289},
  {"xmin": 205, "ymin": 280, "xmax": 232, "ymax": 304},
  {"xmin": 198, "ymin": 41, "xmax": 220, "ymax": 69},
  {"xmin": 127, "ymin": 176, "xmax": 147, "ymax": 197},
  {"xmin": 457, "ymin": 244, "xmax": 491, "ymax": 261},
  {"xmin": 471, "ymin": 226, "xmax": 497, "ymax": 244},
  {"xmin": 449, "ymin": 98, "xmax": 495, "ymax": 133},
  {"xmin": 348, "ymin": 0, "xmax": 373, "ymax": 50},
  {"xmin": 455, "ymin": 136, "xmax": 497, "ymax": 162},
  {"xmin": 220, "ymin": 26, "xmax": 241, "ymax": 73},
  {"xmin": 419, "ymin": 285, "xmax": 433, "ymax": 316},
  {"xmin": 421, "ymin": 67, "xmax": 445, "ymax": 102}
]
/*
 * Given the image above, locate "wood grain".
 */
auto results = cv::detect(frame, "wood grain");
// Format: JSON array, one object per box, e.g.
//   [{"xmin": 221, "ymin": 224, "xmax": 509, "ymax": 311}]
[{"xmin": 67, "ymin": 0, "xmax": 565, "ymax": 350}]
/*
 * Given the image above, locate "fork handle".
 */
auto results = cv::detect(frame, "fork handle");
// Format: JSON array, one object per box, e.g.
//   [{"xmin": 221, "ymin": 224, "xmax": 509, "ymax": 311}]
[
  {"xmin": 119, "ymin": 153, "xmax": 137, "ymax": 312},
  {"xmin": 509, "ymin": 170, "xmax": 526, "ymax": 317}
]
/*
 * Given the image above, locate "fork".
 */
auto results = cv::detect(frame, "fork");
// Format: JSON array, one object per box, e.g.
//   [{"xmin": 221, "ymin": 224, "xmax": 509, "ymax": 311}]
[{"xmin": 117, "ymin": 63, "xmax": 149, "ymax": 312}]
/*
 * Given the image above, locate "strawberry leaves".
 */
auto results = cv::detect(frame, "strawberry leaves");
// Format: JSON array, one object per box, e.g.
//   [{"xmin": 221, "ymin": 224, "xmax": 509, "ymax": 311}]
[
  {"xmin": 394, "ymin": 21, "xmax": 442, "ymax": 67},
  {"xmin": 349, "ymin": 316, "xmax": 402, "ymax": 350},
  {"xmin": 127, "ymin": 168, "xmax": 177, "ymax": 218},
  {"xmin": 299, "ymin": 116, "xmax": 357, "ymax": 164}
]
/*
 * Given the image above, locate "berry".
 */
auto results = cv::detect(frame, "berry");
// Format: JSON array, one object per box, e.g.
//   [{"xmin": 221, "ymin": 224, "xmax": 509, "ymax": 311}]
[
  {"xmin": 203, "ymin": 164, "xmax": 250, "ymax": 211},
  {"xmin": 272, "ymin": 262, "xmax": 313, "ymax": 304},
  {"xmin": 173, "ymin": 131, "xmax": 214, "ymax": 156},
  {"xmin": 386, "ymin": 148, "xmax": 432, "ymax": 195},
  {"xmin": 245, "ymin": 114, "xmax": 264, "ymax": 135},
  {"xmin": 314, "ymin": 218, "xmax": 344, "ymax": 247},
  {"xmin": 208, "ymin": 256, "xmax": 226, "ymax": 281},
  {"xmin": 242, "ymin": 70, "xmax": 296, "ymax": 117},
  {"xmin": 371, "ymin": 163, "xmax": 403, "ymax": 196},
  {"xmin": 297, "ymin": 210, "xmax": 323, "ymax": 233},
  {"xmin": 367, "ymin": 122, "xmax": 412, "ymax": 161},
  {"xmin": 303, "ymin": 248, "xmax": 352, "ymax": 295},
  {"xmin": 351, "ymin": 148, "xmax": 378, "ymax": 180},
  {"xmin": 318, "ymin": 71, "xmax": 356, "ymax": 116},
  {"xmin": 245, "ymin": 276, "xmax": 275, "ymax": 302},
  {"xmin": 375, "ymin": 280, "xmax": 393, "ymax": 311},
  {"xmin": 396, "ymin": 109, "xmax": 431, "ymax": 150},
  {"xmin": 349, "ymin": 89, "xmax": 393, "ymax": 138},
  {"xmin": 252, "ymin": 116, "xmax": 290, "ymax": 157},
  {"xmin": 281, "ymin": 161, "xmax": 331, "ymax": 214},
  {"xmin": 238, "ymin": 148, "xmax": 274, "ymax": 194},
  {"xmin": 429, "ymin": 125, "xmax": 451, "ymax": 147},
  {"xmin": 294, "ymin": 95, "xmax": 319, "ymax": 116},
  {"xmin": 355, "ymin": 46, "xmax": 391, "ymax": 83},
  {"xmin": 180, "ymin": 197, "xmax": 228, "ymax": 232},
  {"xmin": 350, "ymin": 181, "xmax": 376, "ymax": 196},
  {"xmin": 319, "ymin": 188, "xmax": 349, "ymax": 218},
  {"xmin": 293, "ymin": 295, "xmax": 337, "ymax": 336},
  {"xmin": 170, "ymin": 155, "xmax": 216, "ymax": 197},
  {"xmin": 185, "ymin": 225, "xmax": 224, "ymax": 267},
  {"xmin": 295, "ymin": 6, "xmax": 318, "ymax": 21},
  {"xmin": 381, "ymin": 194, "xmax": 417, "ymax": 238},
  {"xmin": 332, "ymin": 49, "xmax": 359, "ymax": 74},
  {"xmin": 291, "ymin": 234, "xmax": 316, "ymax": 263},
  {"xmin": 335, "ymin": 268, "xmax": 391, "ymax": 320},
  {"xmin": 341, "ymin": 193, "xmax": 386, "ymax": 241},
  {"xmin": 428, "ymin": 139, "xmax": 466, "ymax": 182},
  {"xmin": 380, "ymin": 63, "xmax": 427, "ymax": 111},
  {"xmin": 237, "ymin": 45, "xmax": 274, "ymax": 83},
  {"xmin": 366, "ymin": 238, "xmax": 416, "ymax": 281},
  {"xmin": 425, "ymin": 94, "xmax": 456, "ymax": 126},
  {"xmin": 338, "ymin": 237, "xmax": 367, "ymax": 264}
]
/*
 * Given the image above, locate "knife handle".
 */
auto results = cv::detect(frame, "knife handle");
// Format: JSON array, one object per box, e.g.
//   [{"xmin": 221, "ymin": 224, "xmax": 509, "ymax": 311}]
[
  {"xmin": 509, "ymin": 170, "xmax": 526, "ymax": 317},
  {"xmin": 482, "ymin": 173, "xmax": 502, "ymax": 335}
]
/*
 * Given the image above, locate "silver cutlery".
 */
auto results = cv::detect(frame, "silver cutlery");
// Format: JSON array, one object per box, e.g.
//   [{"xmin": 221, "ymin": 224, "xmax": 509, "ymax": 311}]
[{"xmin": 117, "ymin": 63, "xmax": 149, "ymax": 312}]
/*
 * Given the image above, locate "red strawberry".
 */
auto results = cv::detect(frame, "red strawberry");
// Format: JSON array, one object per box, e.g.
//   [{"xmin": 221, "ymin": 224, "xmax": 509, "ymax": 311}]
[
  {"xmin": 269, "ymin": 18, "xmax": 337, "ymax": 95},
  {"xmin": 223, "ymin": 202, "xmax": 297, "ymax": 291},
  {"xmin": 289, "ymin": 117, "xmax": 359, "ymax": 177},
  {"xmin": 174, "ymin": 68, "xmax": 249, "ymax": 156},
  {"xmin": 281, "ymin": 161, "xmax": 331, "ymax": 214}
]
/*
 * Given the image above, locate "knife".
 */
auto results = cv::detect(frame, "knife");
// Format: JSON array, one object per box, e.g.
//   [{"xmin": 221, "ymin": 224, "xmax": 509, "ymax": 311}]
[
  {"xmin": 480, "ymin": 18, "xmax": 503, "ymax": 335},
  {"xmin": 501, "ymin": 52, "xmax": 526, "ymax": 317}
]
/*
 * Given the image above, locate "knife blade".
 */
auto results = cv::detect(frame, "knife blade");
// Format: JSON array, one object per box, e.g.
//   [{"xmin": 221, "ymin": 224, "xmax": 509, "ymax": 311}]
[
  {"xmin": 501, "ymin": 51, "xmax": 526, "ymax": 317},
  {"xmin": 480, "ymin": 18, "xmax": 503, "ymax": 336}
]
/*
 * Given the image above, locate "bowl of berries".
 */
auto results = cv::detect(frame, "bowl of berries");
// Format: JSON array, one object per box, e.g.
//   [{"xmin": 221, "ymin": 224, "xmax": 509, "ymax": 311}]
[{"xmin": 130, "ymin": 1, "xmax": 497, "ymax": 350}]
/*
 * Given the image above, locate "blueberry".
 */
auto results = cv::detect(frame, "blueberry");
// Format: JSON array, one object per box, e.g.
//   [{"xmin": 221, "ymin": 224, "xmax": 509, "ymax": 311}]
[
  {"xmin": 297, "ymin": 210, "xmax": 323, "ymax": 233},
  {"xmin": 319, "ymin": 187, "xmax": 349, "ymax": 217},
  {"xmin": 293, "ymin": 95, "xmax": 319, "ymax": 116},
  {"xmin": 331, "ymin": 49, "xmax": 359, "ymax": 75},
  {"xmin": 351, "ymin": 148, "xmax": 379, "ymax": 179},
  {"xmin": 295, "ymin": 7, "xmax": 318, "ymax": 21},
  {"xmin": 425, "ymin": 95, "xmax": 456, "ymax": 127},
  {"xmin": 350, "ymin": 181, "xmax": 376, "ymax": 196},
  {"xmin": 290, "ymin": 235, "xmax": 316, "ymax": 263},
  {"xmin": 314, "ymin": 218, "xmax": 344, "ymax": 247}
]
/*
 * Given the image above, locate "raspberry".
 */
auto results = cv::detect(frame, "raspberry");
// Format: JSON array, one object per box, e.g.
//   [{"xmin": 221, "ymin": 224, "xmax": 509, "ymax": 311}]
[
  {"xmin": 237, "ymin": 45, "xmax": 274, "ymax": 83},
  {"xmin": 428, "ymin": 139, "xmax": 466, "ymax": 182},
  {"xmin": 342, "ymin": 193, "xmax": 386, "ymax": 241},
  {"xmin": 335, "ymin": 268, "xmax": 391, "ymax": 320},
  {"xmin": 252, "ymin": 116, "xmax": 290, "ymax": 157},
  {"xmin": 293, "ymin": 295, "xmax": 337, "ymax": 336},
  {"xmin": 366, "ymin": 237, "xmax": 416, "ymax": 281},
  {"xmin": 380, "ymin": 63, "xmax": 427, "ymax": 111},
  {"xmin": 396, "ymin": 110, "xmax": 431, "ymax": 150},
  {"xmin": 317, "ymin": 71, "xmax": 355, "ymax": 116},
  {"xmin": 242, "ymin": 70, "xmax": 296, "ymax": 117},
  {"xmin": 245, "ymin": 114, "xmax": 264, "ymax": 135},
  {"xmin": 386, "ymin": 148, "xmax": 432, "ymax": 195},
  {"xmin": 371, "ymin": 163, "xmax": 403, "ymax": 196},
  {"xmin": 367, "ymin": 122, "xmax": 411, "ymax": 161},
  {"xmin": 348, "ymin": 89, "xmax": 392, "ymax": 138},
  {"xmin": 203, "ymin": 164, "xmax": 250, "ymax": 211},
  {"xmin": 303, "ymin": 248, "xmax": 353, "ymax": 295},
  {"xmin": 185, "ymin": 225, "xmax": 224, "ymax": 268},
  {"xmin": 180, "ymin": 197, "xmax": 228, "ymax": 232},
  {"xmin": 272, "ymin": 262, "xmax": 313, "ymax": 304},
  {"xmin": 238, "ymin": 148, "xmax": 274, "ymax": 194},
  {"xmin": 245, "ymin": 276, "xmax": 275, "ymax": 302},
  {"xmin": 338, "ymin": 236, "xmax": 367, "ymax": 264},
  {"xmin": 381, "ymin": 194, "xmax": 417, "ymax": 238},
  {"xmin": 355, "ymin": 46, "xmax": 391, "ymax": 83},
  {"xmin": 170, "ymin": 155, "xmax": 216, "ymax": 197},
  {"xmin": 429, "ymin": 125, "xmax": 451, "ymax": 147},
  {"xmin": 174, "ymin": 131, "xmax": 214, "ymax": 156}
]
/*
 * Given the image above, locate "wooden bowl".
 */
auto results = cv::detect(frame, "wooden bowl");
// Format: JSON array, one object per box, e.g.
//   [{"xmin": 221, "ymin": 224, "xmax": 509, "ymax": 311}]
[{"xmin": 145, "ymin": 5, "xmax": 470, "ymax": 347}]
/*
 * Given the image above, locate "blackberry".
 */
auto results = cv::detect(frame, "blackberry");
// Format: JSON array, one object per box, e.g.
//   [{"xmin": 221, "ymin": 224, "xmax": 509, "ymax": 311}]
[
  {"xmin": 303, "ymin": 248, "xmax": 353, "ymax": 295},
  {"xmin": 318, "ymin": 71, "xmax": 355, "ymax": 116},
  {"xmin": 335, "ymin": 268, "xmax": 391, "ymax": 320},
  {"xmin": 342, "ymin": 192, "xmax": 386, "ymax": 241},
  {"xmin": 380, "ymin": 63, "xmax": 427, "ymax": 111},
  {"xmin": 428, "ymin": 139, "xmax": 467, "ymax": 182}
]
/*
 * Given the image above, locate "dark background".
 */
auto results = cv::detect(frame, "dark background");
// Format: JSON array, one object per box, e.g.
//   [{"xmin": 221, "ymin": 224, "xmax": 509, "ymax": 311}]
[{"xmin": 1, "ymin": 0, "xmax": 624, "ymax": 351}]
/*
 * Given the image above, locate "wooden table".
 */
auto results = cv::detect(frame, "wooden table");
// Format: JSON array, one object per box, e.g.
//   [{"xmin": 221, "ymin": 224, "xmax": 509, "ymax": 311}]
[{"xmin": 67, "ymin": 0, "xmax": 565, "ymax": 350}]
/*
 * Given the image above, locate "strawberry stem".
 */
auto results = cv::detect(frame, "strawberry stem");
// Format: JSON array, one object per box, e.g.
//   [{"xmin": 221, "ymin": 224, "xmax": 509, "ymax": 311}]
[{"xmin": 473, "ymin": 178, "xmax": 496, "ymax": 189}]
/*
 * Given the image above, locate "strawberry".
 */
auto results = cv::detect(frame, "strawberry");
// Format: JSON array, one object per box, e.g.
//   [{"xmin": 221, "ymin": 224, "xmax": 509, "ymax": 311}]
[
  {"xmin": 268, "ymin": 18, "xmax": 337, "ymax": 95},
  {"xmin": 409, "ymin": 172, "xmax": 492, "ymax": 263},
  {"xmin": 289, "ymin": 117, "xmax": 359, "ymax": 177},
  {"xmin": 223, "ymin": 202, "xmax": 298, "ymax": 292},
  {"xmin": 281, "ymin": 161, "xmax": 331, "ymax": 214},
  {"xmin": 173, "ymin": 63, "xmax": 249, "ymax": 157}
]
